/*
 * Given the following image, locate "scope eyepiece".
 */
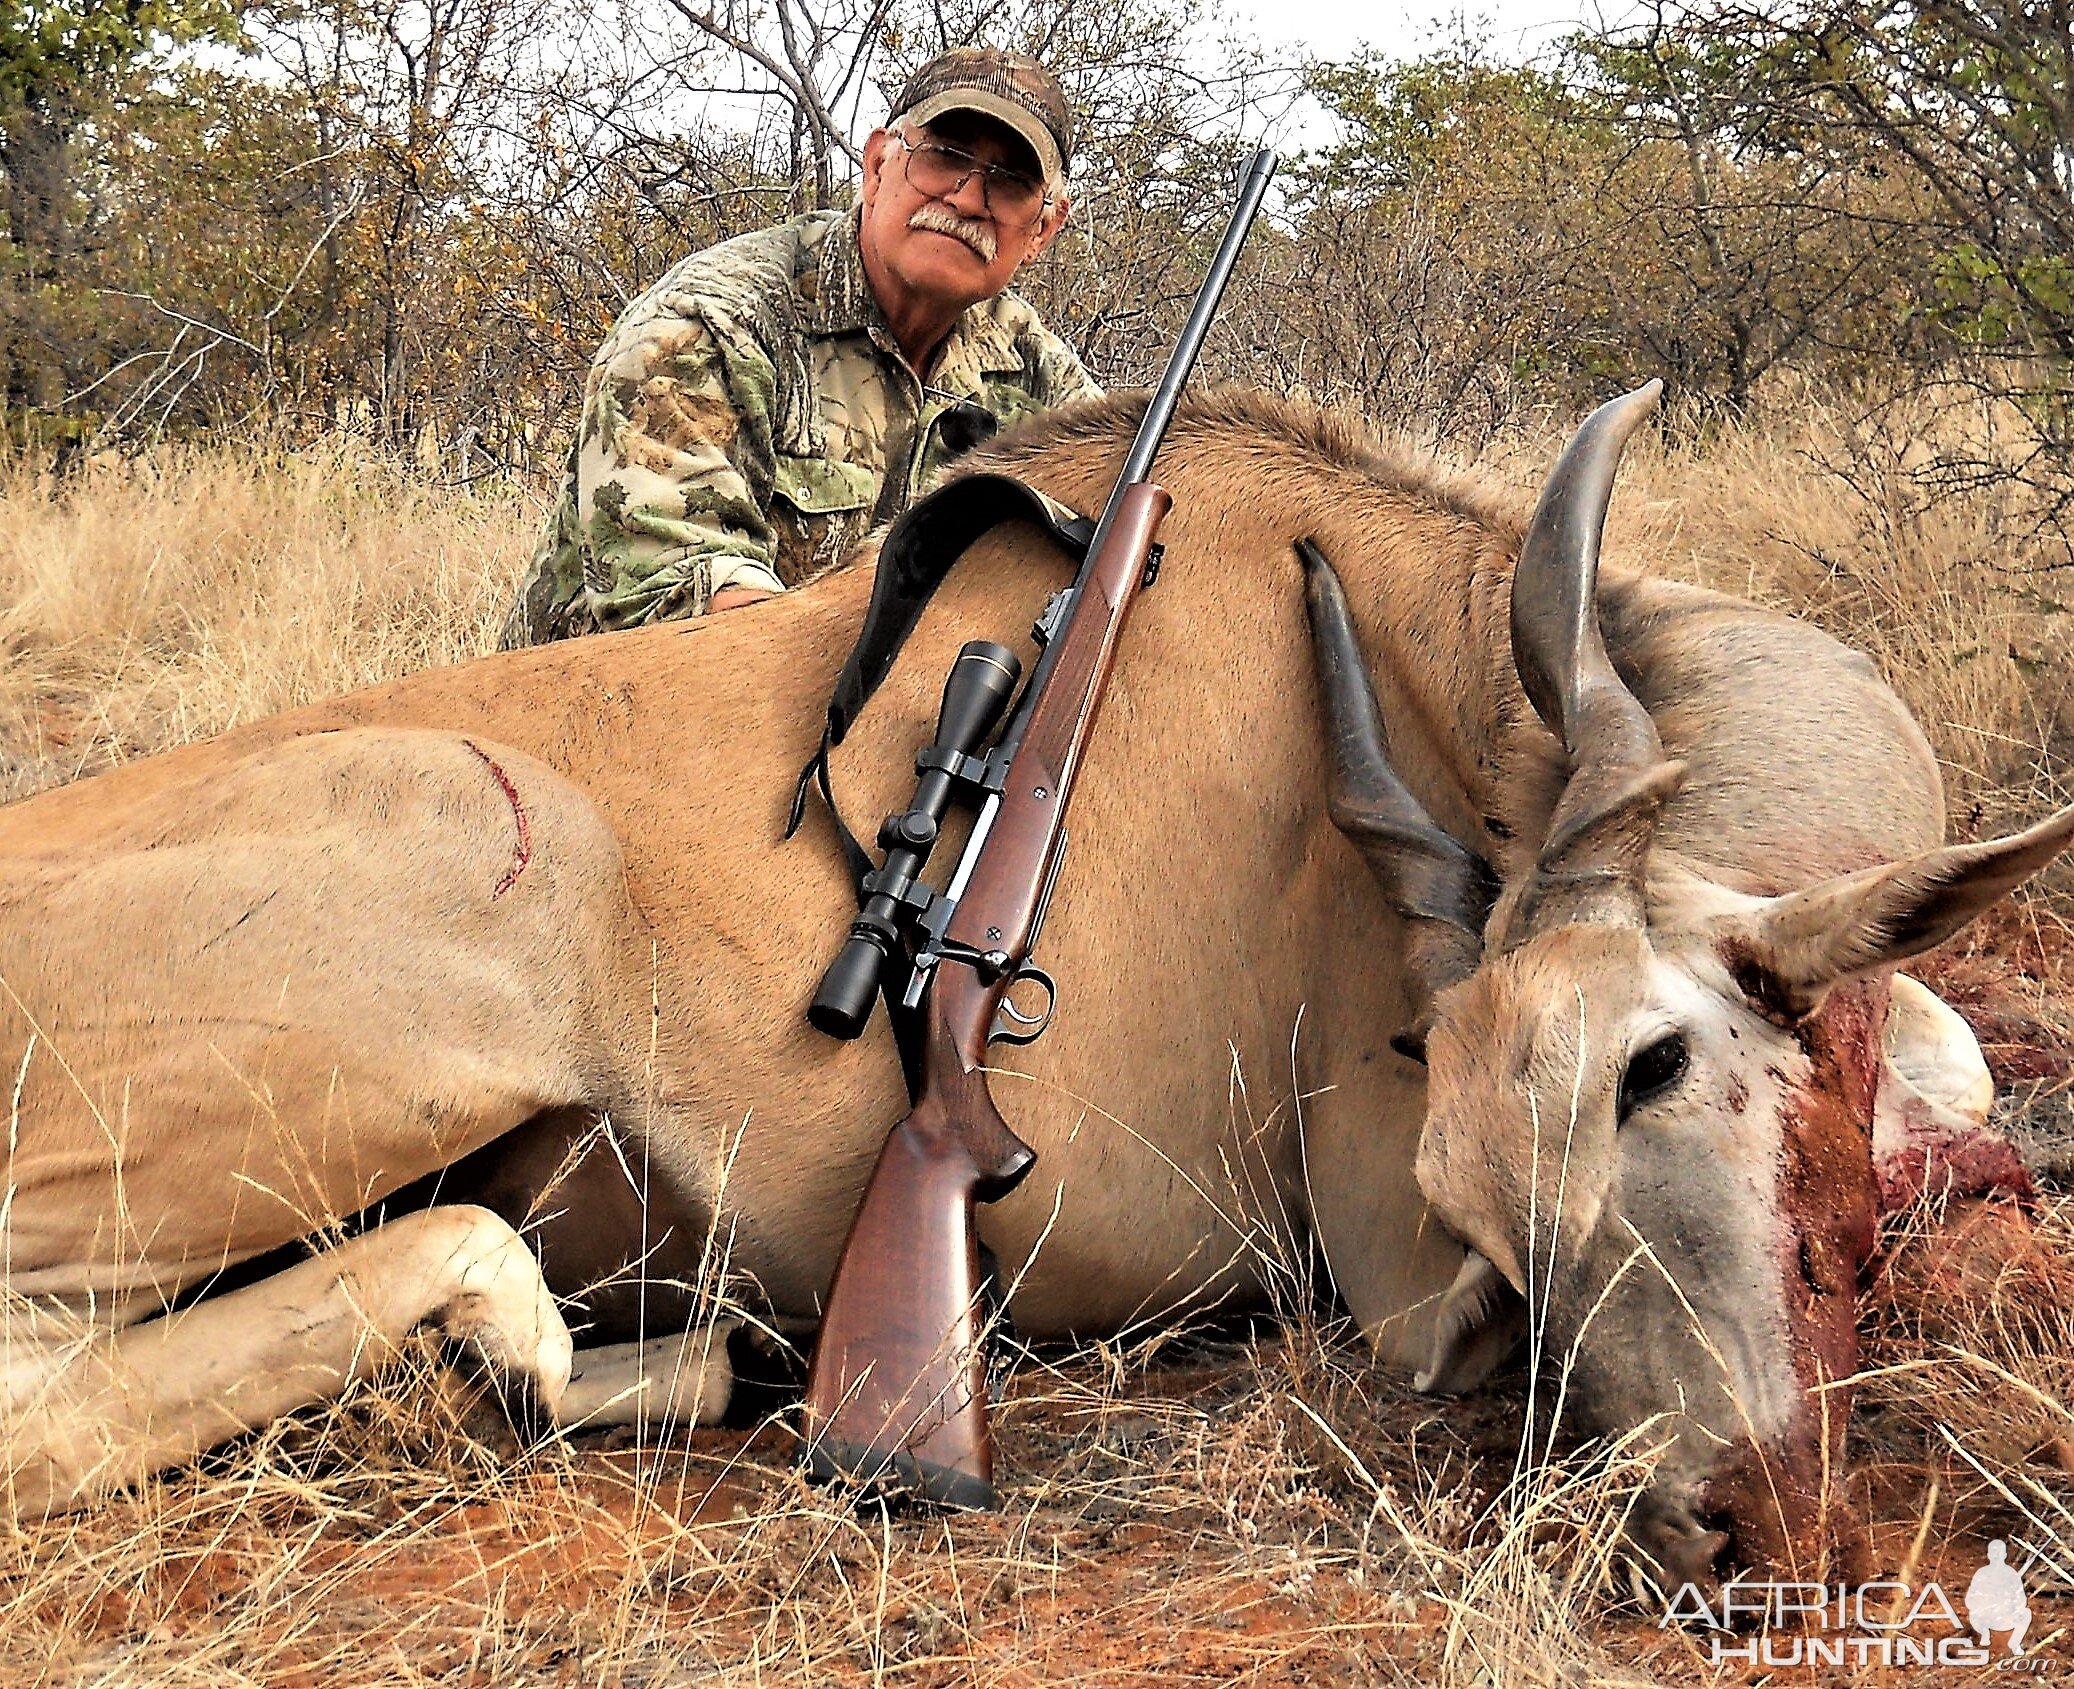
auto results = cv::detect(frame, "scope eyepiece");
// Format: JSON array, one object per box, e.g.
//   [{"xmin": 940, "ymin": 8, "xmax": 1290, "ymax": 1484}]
[{"xmin": 810, "ymin": 919, "xmax": 895, "ymax": 1039}]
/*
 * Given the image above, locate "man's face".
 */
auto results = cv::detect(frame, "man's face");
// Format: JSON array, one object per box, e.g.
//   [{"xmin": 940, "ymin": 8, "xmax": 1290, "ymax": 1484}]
[{"xmin": 858, "ymin": 111, "xmax": 1069, "ymax": 323}]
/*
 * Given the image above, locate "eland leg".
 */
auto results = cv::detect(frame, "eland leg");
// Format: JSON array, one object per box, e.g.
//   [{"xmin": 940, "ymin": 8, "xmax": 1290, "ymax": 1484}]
[
  {"xmin": 557, "ymin": 1324, "xmax": 738, "ymax": 1430},
  {"xmin": 433, "ymin": 1117, "xmax": 810, "ymax": 1434},
  {"xmin": 1, "ymin": 1204, "xmax": 571, "ymax": 1518},
  {"xmin": 555, "ymin": 1315, "xmax": 817, "ymax": 1432}
]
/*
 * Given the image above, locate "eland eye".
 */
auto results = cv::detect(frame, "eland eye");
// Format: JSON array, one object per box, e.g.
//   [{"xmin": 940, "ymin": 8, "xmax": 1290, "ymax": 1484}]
[{"xmin": 1618, "ymin": 1032, "xmax": 1689, "ymax": 1122}]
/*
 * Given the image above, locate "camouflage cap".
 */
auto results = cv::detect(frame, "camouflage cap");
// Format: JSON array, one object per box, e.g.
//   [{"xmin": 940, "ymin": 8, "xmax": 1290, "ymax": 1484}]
[{"xmin": 891, "ymin": 47, "xmax": 1074, "ymax": 185}]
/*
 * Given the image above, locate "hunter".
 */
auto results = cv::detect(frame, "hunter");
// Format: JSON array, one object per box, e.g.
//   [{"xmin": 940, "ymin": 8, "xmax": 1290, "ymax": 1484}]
[{"xmin": 502, "ymin": 46, "xmax": 1100, "ymax": 646}]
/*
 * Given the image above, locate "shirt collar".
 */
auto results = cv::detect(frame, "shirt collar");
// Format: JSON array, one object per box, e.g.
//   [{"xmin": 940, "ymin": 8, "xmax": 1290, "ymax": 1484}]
[
  {"xmin": 802, "ymin": 210, "xmax": 881, "ymax": 337},
  {"xmin": 805, "ymin": 209, "xmax": 1023, "ymax": 383}
]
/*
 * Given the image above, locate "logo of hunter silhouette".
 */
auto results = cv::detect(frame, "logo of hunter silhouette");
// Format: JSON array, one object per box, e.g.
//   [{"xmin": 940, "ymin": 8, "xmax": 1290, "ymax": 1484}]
[
  {"xmin": 1663, "ymin": 1541, "xmax": 2040, "ymax": 1669},
  {"xmin": 1966, "ymin": 1541, "xmax": 2032, "ymax": 1656}
]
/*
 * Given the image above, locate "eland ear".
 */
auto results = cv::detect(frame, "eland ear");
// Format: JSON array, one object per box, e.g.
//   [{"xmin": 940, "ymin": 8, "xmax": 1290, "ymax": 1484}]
[
  {"xmin": 1720, "ymin": 802, "xmax": 2074, "ymax": 1023},
  {"xmin": 1414, "ymin": 1251, "xmax": 1528, "ymax": 1394}
]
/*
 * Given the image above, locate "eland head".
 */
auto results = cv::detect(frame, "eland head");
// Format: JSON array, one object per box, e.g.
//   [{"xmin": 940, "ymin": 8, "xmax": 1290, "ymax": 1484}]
[{"xmin": 1302, "ymin": 384, "xmax": 2074, "ymax": 1586}]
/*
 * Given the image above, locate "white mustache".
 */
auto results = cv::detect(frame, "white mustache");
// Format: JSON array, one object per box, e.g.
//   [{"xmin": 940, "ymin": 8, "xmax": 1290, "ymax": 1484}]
[{"xmin": 908, "ymin": 203, "xmax": 998, "ymax": 264}]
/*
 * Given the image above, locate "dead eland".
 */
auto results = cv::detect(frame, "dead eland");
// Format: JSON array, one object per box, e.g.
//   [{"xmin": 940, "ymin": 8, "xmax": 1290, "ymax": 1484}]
[{"xmin": 0, "ymin": 386, "xmax": 2065, "ymax": 1585}]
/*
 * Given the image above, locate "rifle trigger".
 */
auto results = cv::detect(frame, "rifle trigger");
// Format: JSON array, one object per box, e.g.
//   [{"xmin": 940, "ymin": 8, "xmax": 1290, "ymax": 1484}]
[{"xmin": 987, "ymin": 964, "xmax": 1057, "ymax": 1047}]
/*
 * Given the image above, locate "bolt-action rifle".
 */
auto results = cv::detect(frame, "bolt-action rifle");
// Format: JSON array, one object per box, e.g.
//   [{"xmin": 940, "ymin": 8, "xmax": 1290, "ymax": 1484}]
[{"xmin": 801, "ymin": 148, "xmax": 1278, "ymax": 1509}]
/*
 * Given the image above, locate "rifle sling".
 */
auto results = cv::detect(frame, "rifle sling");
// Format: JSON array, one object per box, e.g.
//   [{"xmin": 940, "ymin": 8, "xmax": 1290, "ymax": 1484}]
[{"xmin": 786, "ymin": 473, "xmax": 1093, "ymax": 894}]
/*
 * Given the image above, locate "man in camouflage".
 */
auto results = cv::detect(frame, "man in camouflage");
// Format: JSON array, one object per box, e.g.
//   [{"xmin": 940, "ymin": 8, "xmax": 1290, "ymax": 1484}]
[{"xmin": 502, "ymin": 47, "xmax": 1100, "ymax": 646}]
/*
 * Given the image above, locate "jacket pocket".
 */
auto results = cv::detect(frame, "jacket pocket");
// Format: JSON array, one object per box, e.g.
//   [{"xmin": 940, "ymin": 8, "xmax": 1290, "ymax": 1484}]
[{"xmin": 770, "ymin": 454, "xmax": 878, "ymax": 585}]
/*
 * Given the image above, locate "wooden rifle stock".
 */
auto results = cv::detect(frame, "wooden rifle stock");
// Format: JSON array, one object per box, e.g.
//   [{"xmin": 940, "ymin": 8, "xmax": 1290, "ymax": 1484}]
[{"xmin": 801, "ymin": 484, "xmax": 1173, "ymax": 1506}]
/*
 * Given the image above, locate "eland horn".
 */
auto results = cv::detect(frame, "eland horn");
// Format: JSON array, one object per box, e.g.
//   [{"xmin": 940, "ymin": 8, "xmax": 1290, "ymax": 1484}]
[
  {"xmin": 1507, "ymin": 383, "xmax": 1684, "ymax": 939},
  {"xmin": 1299, "ymin": 540, "xmax": 1498, "ymax": 1025}
]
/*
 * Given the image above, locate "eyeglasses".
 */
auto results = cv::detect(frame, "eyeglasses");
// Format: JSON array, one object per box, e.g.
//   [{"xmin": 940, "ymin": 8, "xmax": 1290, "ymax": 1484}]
[{"xmin": 895, "ymin": 134, "xmax": 1050, "ymax": 222}]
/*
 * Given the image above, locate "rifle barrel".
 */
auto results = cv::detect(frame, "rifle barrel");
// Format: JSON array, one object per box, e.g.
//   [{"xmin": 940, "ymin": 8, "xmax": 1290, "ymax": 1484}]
[
  {"xmin": 994, "ymin": 147, "xmax": 1276, "ymax": 771},
  {"xmin": 1114, "ymin": 147, "xmax": 1278, "ymax": 495}
]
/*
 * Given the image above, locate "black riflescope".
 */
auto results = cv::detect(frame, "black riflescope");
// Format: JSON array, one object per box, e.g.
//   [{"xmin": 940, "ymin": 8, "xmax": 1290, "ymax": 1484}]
[{"xmin": 808, "ymin": 639, "xmax": 1022, "ymax": 1039}]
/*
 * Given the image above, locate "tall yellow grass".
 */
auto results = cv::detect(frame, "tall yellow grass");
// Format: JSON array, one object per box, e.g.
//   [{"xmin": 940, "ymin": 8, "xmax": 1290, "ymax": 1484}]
[
  {"xmin": 0, "ymin": 439, "xmax": 537, "ymax": 804},
  {"xmin": 1603, "ymin": 391, "xmax": 2073, "ymax": 825}
]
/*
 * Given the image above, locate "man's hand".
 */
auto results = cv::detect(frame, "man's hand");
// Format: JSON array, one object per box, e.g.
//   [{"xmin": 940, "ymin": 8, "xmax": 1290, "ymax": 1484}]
[{"xmin": 710, "ymin": 586, "xmax": 777, "ymax": 613}]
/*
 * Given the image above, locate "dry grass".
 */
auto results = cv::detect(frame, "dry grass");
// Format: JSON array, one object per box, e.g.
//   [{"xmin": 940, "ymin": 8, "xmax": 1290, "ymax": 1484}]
[
  {"xmin": 0, "ymin": 1332, "xmax": 1648, "ymax": 1686},
  {"xmin": 2, "ymin": 394, "xmax": 2073, "ymax": 1685},
  {"xmin": 7, "ymin": 1201, "xmax": 2067, "ymax": 1687},
  {"xmin": 0, "ymin": 439, "xmax": 538, "ymax": 804}
]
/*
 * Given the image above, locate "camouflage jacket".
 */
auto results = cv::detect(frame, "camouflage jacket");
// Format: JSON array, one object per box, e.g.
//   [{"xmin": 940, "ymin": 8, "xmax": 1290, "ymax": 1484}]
[{"xmin": 501, "ymin": 208, "xmax": 1100, "ymax": 646}]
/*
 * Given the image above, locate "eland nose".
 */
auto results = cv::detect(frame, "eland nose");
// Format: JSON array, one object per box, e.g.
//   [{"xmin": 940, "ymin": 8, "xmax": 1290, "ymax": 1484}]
[{"xmin": 1696, "ymin": 1435, "xmax": 1873, "ymax": 1587}]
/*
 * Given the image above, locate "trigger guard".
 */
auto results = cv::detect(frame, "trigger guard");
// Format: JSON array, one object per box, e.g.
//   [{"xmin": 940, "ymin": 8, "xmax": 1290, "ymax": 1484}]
[{"xmin": 987, "ymin": 964, "xmax": 1057, "ymax": 1047}]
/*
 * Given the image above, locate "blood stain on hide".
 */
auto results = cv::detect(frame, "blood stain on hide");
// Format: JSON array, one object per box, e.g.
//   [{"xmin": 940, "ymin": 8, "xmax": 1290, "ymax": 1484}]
[
  {"xmin": 1875, "ymin": 1119, "xmax": 2034, "ymax": 1213},
  {"xmin": 1711, "ymin": 980, "xmax": 1883, "ymax": 1579},
  {"xmin": 461, "ymin": 739, "xmax": 534, "ymax": 899}
]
